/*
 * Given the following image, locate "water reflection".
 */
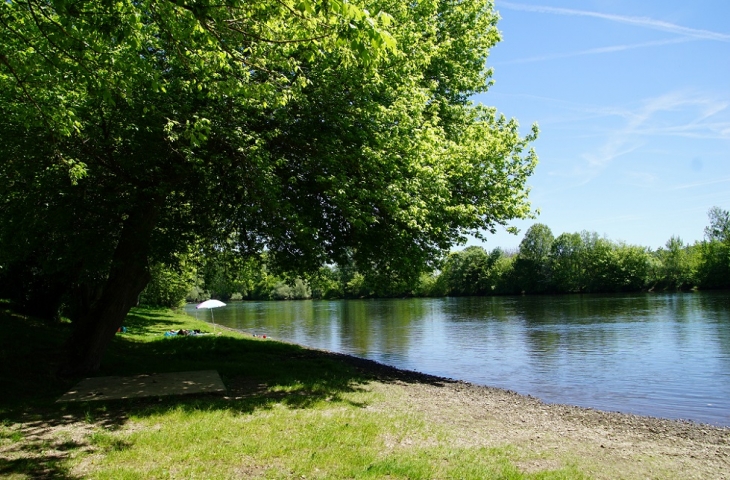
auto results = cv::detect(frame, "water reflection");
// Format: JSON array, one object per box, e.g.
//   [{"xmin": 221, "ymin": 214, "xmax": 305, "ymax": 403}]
[{"xmin": 185, "ymin": 292, "xmax": 730, "ymax": 426}]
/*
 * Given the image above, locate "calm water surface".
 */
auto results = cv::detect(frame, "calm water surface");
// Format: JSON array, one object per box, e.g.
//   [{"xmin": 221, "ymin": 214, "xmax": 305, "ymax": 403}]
[{"xmin": 184, "ymin": 292, "xmax": 730, "ymax": 426}]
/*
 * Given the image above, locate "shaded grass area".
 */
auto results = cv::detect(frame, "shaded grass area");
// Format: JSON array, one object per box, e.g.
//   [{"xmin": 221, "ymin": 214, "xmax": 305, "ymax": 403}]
[{"xmin": 0, "ymin": 306, "xmax": 585, "ymax": 479}]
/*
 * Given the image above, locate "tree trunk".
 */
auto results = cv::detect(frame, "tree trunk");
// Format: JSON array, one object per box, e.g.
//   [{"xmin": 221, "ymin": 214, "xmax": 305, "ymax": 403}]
[{"xmin": 61, "ymin": 201, "xmax": 160, "ymax": 375}]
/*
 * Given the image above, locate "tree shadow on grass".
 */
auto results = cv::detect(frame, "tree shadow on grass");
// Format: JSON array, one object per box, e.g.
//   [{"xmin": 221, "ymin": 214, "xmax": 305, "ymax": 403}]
[
  {"xmin": 0, "ymin": 307, "xmax": 454, "ymax": 478},
  {"xmin": 0, "ymin": 455, "xmax": 77, "ymax": 480}
]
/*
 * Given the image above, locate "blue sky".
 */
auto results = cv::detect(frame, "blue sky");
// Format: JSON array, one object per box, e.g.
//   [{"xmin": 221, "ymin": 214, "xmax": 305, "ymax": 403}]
[{"xmin": 469, "ymin": 0, "xmax": 730, "ymax": 251}]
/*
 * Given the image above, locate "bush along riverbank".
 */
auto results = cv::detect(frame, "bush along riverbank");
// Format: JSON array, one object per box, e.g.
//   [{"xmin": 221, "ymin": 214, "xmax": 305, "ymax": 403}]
[{"xmin": 1, "ymin": 306, "xmax": 728, "ymax": 479}]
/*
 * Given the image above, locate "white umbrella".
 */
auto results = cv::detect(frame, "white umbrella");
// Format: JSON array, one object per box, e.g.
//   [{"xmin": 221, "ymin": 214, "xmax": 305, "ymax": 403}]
[{"xmin": 196, "ymin": 299, "xmax": 226, "ymax": 331}]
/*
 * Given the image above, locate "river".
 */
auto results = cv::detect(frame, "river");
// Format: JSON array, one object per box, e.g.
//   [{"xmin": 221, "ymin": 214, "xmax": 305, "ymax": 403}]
[{"xmin": 184, "ymin": 291, "xmax": 730, "ymax": 426}]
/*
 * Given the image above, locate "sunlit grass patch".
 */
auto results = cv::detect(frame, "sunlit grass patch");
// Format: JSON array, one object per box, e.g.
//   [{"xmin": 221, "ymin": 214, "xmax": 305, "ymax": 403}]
[
  {"xmin": 0, "ymin": 420, "xmax": 23, "ymax": 443},
  {"xmin": 76, "ymin": 393, "xmax": 584, "ymax": 479}
]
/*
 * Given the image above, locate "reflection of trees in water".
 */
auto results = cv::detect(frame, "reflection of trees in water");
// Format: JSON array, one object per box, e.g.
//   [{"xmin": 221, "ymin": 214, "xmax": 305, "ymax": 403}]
[
  {"xmin": 503, "ymin": 294, "xmax": 679, "ymax": 359},
  {"xmin": 203, "ymin": 293, "xmax": 730, "ymax": 373},
  {"xmin": 437, "ymin": 296, "xmax": 517, "ymax": 349},
  {"xmin": 335, "ymin": 299, "xmax": 432, "ymax": 356},
  {"xmin": 693, "ymin": 292, "xmax": 730, "ymax": 365},
  {"xmin": 512, "ymin": 293, "xmax": 730, "ymax": 379}
]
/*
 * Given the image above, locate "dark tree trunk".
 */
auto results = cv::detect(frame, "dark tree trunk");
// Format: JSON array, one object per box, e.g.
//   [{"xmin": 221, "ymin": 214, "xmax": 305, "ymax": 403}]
[{"xmin": 61, "ymin": 201, "xmax": 160, "ymax": 375}]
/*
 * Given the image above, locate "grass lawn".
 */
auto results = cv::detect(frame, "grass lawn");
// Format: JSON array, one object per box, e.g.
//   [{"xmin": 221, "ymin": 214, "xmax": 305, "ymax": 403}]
[{"xmin": 0, "ymin": 305, "xmax": 589, "ymax": 479}]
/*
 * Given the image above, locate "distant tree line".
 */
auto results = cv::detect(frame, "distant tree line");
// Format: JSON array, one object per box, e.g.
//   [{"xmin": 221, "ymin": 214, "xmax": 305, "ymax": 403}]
[{"xmin": 137, "ymin": 207, "xmax": 730, "ymax": 307}]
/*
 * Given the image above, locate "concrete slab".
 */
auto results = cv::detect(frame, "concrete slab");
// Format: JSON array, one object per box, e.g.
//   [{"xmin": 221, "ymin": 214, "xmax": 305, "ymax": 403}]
[{"xmin": 57, "ymin": 370, "xmax": 226, "ymax": 402}]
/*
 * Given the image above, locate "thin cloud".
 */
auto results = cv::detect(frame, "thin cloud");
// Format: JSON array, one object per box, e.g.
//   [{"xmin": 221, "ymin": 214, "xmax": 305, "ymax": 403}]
[
  {"xmin": 669, "ymin": 176, "xmax": 730, "ymax": 191},
  {"xmin": 487, "ymin": 93, "xmax": 648, "ymax": 126},
  {"xmin": 623, "ymin": 95, "xmax": 730, "ymax": 140},
  {"xmin": 631, "ymin": 123, "xmax": 730, "ymax": 140},
  {"xmin": 502, "ymin": 37, "xmax": 694, "ymax": 65},
  {"xmin": 497, "ymin": 2, "xmax": 730, "ymax": 42},
  {"xmin": 569, "ymin": 91, "xmax": 730, "ymax": 183}
]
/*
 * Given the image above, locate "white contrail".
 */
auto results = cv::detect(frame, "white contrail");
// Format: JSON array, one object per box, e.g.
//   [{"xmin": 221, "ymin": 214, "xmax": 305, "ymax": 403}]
[
  {"xmin": 503, "ymin": 37, "xmax": 694, "ymax": 64},
  {"xmin": 670, "ymin": 177, "xmax": 730, "ymax": 191},
  {"xmin": 497, "ymin": 2, "xmax": 730, "ymax": 42}
]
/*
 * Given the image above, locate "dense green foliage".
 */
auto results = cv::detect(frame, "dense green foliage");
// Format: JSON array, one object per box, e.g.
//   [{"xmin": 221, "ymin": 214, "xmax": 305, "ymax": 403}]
[
  {"xmin": 0, "ymin": 0, "xmax": 539, "ymax": 371},
  {"xmin": 440, "ymin": 208, "xmax": 730, "ymax": 296},
  {"xmin": 175, "ymin": 207, "xmax": 730, "ymax": 302}
]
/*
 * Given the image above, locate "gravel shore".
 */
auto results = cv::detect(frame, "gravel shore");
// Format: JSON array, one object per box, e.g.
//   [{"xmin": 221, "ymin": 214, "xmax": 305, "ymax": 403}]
[{"xmin": 337, "ymin": 353, "xmax": 730, "ymax": 479}]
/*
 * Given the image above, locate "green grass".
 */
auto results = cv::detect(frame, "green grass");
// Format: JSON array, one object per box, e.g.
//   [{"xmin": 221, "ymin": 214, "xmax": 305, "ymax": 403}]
[{"xmin": 0, "ymin": 305, "xmax": 587, "ymax": 479}]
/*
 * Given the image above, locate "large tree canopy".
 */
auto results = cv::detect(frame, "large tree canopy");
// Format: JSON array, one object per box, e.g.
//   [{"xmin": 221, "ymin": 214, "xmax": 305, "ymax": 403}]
[{"xmin": 0, "ymin": 0, "xmax": 538, "ymax": 373}]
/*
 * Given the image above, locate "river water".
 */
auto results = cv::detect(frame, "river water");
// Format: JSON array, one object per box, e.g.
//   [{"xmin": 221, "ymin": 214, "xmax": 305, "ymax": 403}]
[{"xmin": 184, "ymin": 292, "xmax": 730, "ymax": 426}]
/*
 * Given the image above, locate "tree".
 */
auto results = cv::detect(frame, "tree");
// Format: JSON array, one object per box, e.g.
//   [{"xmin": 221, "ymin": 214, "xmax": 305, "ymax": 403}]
[
  {"xmin": 549, "ymin": 232, "xmax": 584, "ymax": 293},
  {"xmin": 696, "ymin": 240, "xmax": 730, "ymax": 289},
  {"xmin": 413, "ymin": 272, "xmax": 448, "ymax": 297},
  {"xmin": 1, "ymin": 0, "xmax": 538, "ymax": 373},
  {"xmin": 697, "ymin": 207, "xmax": 730, "ymax": 289},
  {"xmin": 513, "ymin": 223, "xmax": 553, "ymax": 293},
  {"xmin": 704, "ymin": 207, "xmax": 730, "ymax": 243},
  {"xmin": 441, "ymin": 246, "xmax": 508, "ymax": 296},
  {"xmin": 140, "ymin": 261, "xmax": 197, "ymax": 308},
  {"xmin": 611, "ymin": 243, "xmax": 651, "ymax": 292},
  {"xmin": 270, "ymin": 279, "xmax": 311, "ymax": 300},
  {"xmin": 575, "ymin": 232, "xmax": 651, "ymax": 293},
  {"xmin": 655, "ymin": 236, "xmax": 695, "ymax": 290},
  {"xmin": 442, "ymin": 246, "xmax": 490, "ymax": 296},
  {"xmin": 309, "ymin": 266, "xmax": 343, "ymax": 299}
]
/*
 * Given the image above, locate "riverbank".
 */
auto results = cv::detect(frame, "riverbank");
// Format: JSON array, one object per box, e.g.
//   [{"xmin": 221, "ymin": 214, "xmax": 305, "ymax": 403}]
[
  {"xmin": 1, "ymin": 307, "xmax": 728, "ymax": 478},
  {"xmin": 346, "ymin": 363, "xmax": 730, "ymax": 479},
  {"xmin": 317, "ymin": 351, "xmax": 730, "ymax": 479}
]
